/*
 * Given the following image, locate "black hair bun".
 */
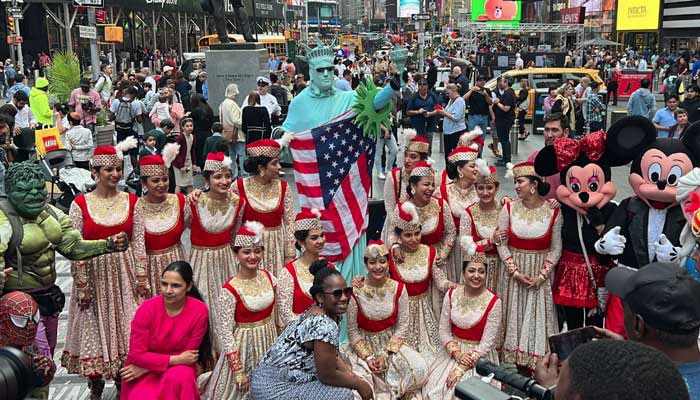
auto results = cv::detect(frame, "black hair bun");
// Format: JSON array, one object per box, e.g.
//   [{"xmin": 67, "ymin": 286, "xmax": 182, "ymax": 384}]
[{"xmin": 309, "ymin": 259, "xmax": 329, "ymax": 276}]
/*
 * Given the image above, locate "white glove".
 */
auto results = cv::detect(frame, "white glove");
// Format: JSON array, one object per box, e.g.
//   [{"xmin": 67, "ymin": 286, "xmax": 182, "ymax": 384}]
[
  {"xmin": 654, "ymin": 234, "xmax": 681, "ymax": 263},
  {"xmin": 595, "ymin": 226, "xmax": 626, "ymax": 255}
]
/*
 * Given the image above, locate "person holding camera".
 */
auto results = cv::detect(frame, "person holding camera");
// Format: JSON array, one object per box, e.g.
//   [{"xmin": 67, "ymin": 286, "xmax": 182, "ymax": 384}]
[{"xmin": 69, "ymin": 78, "xmax": 101, "ymax": 134}]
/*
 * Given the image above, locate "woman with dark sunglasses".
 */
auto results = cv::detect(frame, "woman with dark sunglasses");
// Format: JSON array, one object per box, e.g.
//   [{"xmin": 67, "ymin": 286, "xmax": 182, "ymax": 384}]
[{"xmin": 250, "ymin": 260, "xmax": 373, "ymax": 400}]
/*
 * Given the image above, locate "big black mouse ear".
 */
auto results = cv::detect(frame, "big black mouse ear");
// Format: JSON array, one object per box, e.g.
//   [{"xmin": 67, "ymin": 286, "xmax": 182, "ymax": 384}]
[
  {"xmin": 606, "ymin": 116, "xmax": 656, "ymax": 166},
  {"xmin": 682, "ymin": 121, "xmax": 700, "ymax": 167},
  {"xmin": 534, "ymin": 145, "xmax": 559, "ymax": 177}
]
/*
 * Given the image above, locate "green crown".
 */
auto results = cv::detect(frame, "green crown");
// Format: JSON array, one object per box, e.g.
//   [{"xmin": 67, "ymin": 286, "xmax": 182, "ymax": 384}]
[{"xmin": 299, "ymin": 37, "xmax": 336, "ymax": 65}]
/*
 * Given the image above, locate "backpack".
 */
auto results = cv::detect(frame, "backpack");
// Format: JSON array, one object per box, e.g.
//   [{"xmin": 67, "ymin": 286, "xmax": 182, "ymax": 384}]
[
  {"xmin": 114, "ymin": 99, "xmax": 134, "ymax": 128},
  {"xmin": 0, "ymin": 199, "xmax": 58, "ymax": 286}
]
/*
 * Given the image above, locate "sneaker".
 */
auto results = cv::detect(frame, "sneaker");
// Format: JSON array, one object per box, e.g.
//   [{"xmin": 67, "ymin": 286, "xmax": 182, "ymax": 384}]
[{"xmin": 378, "ymin": 172, "xmax": 386, "ymax": 179}]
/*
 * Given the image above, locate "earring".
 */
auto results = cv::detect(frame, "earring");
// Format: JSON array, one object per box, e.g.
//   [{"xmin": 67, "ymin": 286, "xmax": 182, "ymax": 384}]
[
  {"xmin": 458, "ymin": 172, "xmax": 464, "ymax": 179},
  {"xmin": 530, "ymin": 187, "xmax": 536, "ymax": 195},
  {"xmin": 259, "ymin": 170, "xmax": 265, "ymax": 178}
]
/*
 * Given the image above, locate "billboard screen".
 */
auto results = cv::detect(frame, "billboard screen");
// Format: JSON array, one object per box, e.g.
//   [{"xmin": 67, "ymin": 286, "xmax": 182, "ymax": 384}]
[
  {"xmin": 616, "ymin": 0, "xmax": 660, "ymax": 31},
  {"xmin": 471, "ymin": 0, "xmax": 521, "ymax": 23},
  {"xmin": 399, "ymin": 0, "xmax": 420, "ymax": 18}
]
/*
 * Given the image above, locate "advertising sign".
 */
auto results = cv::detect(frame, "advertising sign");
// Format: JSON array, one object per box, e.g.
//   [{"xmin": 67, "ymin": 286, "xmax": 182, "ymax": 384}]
[
  {"xmin": 616, "ymin": 0, "xmax": 660, "ymax": 31},
  {"xmin": 471, "ymin": 0, "xmax": 521, "ymax": 23},
  {"xmin": 560, "ymin": 7, "xmax": 585, "ymax": 24},
  {"xmin": 399, "ymin": 0, "xmax": 420, "ymax": 18}
]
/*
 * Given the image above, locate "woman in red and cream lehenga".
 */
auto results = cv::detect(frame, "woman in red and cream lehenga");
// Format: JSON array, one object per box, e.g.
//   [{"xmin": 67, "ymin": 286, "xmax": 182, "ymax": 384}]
[
  {"xmin": 62, "ymin": 138, "xmax": 148, "ymax": 398},
  {"xmin": 136, "ymin": 144, "xmax": 191, "ymax": 295},
  {"xmin": 496, "ymin": 162, "xmax": 562, "ymax": 372}
]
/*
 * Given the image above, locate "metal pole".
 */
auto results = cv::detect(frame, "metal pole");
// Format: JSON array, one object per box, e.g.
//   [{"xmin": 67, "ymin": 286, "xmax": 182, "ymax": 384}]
[
  {"xmin": 177, "ymin": 12, "xmax": 182, "ymax": 56},
  {"xmin": 152, "ymin": 10, "xmax": 157, "ymax": 51},
  {"xmin": 62, "ymin": 2, "xmax": 72, "ymax": 53},
  {"xmin": 88, "ymin": 7, "xmax": 99, "ymax": 82},
  {"xmin": 12, "ymin": 0, "xmax": 23, "ymax": 71},
  {"xmin": 110, "ymin": 7, "xmax": 116, "ymax": 70},
  {"xmin": 305, "ymin": 0, "xmax": 308, "ymax": 42}
]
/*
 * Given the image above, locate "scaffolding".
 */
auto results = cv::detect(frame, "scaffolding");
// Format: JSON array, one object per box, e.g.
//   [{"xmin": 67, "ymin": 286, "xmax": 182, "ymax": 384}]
[{"xmin": 463, "ymin": 22, "xmax": 585, "ymax": 54}]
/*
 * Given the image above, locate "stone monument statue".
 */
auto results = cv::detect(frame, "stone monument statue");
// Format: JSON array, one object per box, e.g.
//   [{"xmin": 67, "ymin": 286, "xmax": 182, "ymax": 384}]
[{"xmin": 201, "ymin": 0, "xmax": 255, "ymax": 43}]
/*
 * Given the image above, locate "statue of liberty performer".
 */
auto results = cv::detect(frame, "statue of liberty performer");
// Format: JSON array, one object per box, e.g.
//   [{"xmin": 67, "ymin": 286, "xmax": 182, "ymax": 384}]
[{"xmin": 277, "ymin": 39, "xmax": 407, "ymax": 332}]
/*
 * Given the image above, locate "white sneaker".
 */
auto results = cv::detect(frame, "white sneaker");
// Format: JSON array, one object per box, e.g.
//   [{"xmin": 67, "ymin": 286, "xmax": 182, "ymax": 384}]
[{"xmin": 378, "ymin": 172, "xmax": 386, "ymax": 179}]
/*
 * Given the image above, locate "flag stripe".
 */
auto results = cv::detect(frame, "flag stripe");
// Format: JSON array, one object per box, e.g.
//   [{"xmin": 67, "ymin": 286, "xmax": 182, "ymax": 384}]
[{"xmin": 289, "ymin": 110, "xmax": 372, "ymax": 261}]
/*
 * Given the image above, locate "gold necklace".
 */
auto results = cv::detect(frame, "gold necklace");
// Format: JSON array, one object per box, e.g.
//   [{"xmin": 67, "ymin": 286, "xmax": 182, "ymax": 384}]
[
  {"xmin": 456, "ymin": 288, "xmax": 491, "ymax": 312},
  {"xmin": 142, "ymin": 195, "xmax": 177, "ymax": 220},
  {"xmin": 361, "ymin": 279, "xmax": 394, "ymax": 299},
  {"xmin": 230, "ymin": 272, "xmax": 269, "ymax": 297},
  {"xmin": 200, "ymin": 192, "xmax": 231, "ymax": 216}
]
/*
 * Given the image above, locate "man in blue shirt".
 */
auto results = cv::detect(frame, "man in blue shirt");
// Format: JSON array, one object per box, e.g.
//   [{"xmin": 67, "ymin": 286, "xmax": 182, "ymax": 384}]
[
  {"xmin": 599, "ymin": 263, "xmax": 700, "ymax": 400},
  {"xmin": 406, "ymin": 78, "xmax": 440, "ymax": 153},
  {"xmin": 627, "ymin": 78, "xmax": 656, "ymax": 119},
  {"xmin": 653, "ymin": 95, "xmax": 679, "ymax": 138},
  {"xmin": 335, "ymin": 69, "xmax": 352, "ymax": 91}
]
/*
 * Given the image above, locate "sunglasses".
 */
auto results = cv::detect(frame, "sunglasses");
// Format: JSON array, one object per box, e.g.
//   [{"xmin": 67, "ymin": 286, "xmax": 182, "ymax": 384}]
[
  {"xmin": 316, "ymin": 66, "xmax": 335, "ymax": 73},
  {"xmin": 321, "ymin": 287, "xmax": 353, "ymax": 299}
]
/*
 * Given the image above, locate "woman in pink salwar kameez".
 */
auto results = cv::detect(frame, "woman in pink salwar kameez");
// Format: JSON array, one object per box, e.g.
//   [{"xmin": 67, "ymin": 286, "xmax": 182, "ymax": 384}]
[{"xmin": 120, "ymin": 261, "xmax": 212, "ymax": 400}]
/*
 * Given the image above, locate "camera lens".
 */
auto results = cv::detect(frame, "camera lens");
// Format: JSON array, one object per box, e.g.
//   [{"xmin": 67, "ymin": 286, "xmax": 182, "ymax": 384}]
[{"xmin": 0, "ymin": 346, "xmax": 33, "ymax": 400}]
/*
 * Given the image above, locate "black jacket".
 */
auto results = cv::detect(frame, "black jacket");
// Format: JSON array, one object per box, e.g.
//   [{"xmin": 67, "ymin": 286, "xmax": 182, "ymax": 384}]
[{"xmin": 600, "ymin": 197, "xmax": 685, "ymax": 268}]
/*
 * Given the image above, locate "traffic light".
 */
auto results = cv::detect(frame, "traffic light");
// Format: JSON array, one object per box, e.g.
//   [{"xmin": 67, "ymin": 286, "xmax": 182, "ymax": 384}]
[{"xmin": 7, "ymin": 17, "xmax": 15, "ymax": 33}]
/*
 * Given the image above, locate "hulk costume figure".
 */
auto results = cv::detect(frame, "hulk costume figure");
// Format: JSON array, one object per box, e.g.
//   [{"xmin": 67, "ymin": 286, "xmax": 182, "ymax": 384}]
[{"xmin": 0, "ymin": 162, "xmax": 128, "ymax": 360}]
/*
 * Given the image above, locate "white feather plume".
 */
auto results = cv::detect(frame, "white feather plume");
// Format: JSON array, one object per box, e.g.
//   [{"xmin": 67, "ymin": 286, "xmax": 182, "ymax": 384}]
[
  {"xmin": 504, "ymin": 162, "xmax": 515, "ymax": 179},
  {"xmin": 426, "ymin": 157, "xmax": 435, "ymax": 167},
  {"xmin": 460, "ymin": 235, "xmax": 477, "ymax": 256},
  {"xmin": 222, "ymin": 156, "xmax": 233, "ymax": 170},
  {"xmin": 310, "ymin": 208, "xmax": 321, "ymax": 219},
  {"xmin": 469, "ymin": 143, "xmax": 480, "ymax": 151},
  {"xmin": 397, "ymin": 128, "xmax": 418, "ymax": 167},
  {"xmin": 476, "ymin": 158, "xmax": 491, "ymax": 177},
  {"xmin": 459, "ymin": 126, "xmax": 482, "ymax": 146},
  {"xmin": 161, "ymin": 143, "xmax": 180, "ymax": 168},
  {"xmin": 400, "ymin": 201, "xmax": 420, "ymax": 225},
  {"xmin": 115, "ymin": 136, "xmax": 138, "ymax": 160},
  {"xmin": 244, "ymin": 221, "xmax": 265, "ymax": 242},
  {"xmin": 276, "ymin": 130, "xmax": 295, "ymax": 148}
]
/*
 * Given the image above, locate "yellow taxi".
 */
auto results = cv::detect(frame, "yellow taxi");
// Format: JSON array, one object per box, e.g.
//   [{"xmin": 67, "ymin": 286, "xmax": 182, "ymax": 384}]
[{"xmin": 485, "ymin": 68, "xmax": 606, "ymax": 120}]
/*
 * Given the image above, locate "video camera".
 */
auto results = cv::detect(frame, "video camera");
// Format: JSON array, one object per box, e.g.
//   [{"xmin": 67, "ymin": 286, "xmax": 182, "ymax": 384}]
[
  {"xmin": 455, "ymin": 359, "xmax": 553, "ymax": 400},
  {"xmin": 0, "ymin": 347, "xmax": 38, "ymax": 400}
]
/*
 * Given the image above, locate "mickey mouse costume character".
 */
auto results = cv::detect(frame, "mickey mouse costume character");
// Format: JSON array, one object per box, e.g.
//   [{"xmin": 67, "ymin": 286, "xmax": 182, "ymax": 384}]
[
  {"xmin": 594, "ymin": 116, "xmax": 700, "ymax": 334},
  {"xmin": 535, "ymin": 131, "xmax": 622, "ymax": 330}
]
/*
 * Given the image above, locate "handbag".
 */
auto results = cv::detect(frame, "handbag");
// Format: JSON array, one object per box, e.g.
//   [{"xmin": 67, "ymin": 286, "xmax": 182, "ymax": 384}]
[{"xmin": 577, "ymin": 213, "xmax": 604, "ymax": 326}]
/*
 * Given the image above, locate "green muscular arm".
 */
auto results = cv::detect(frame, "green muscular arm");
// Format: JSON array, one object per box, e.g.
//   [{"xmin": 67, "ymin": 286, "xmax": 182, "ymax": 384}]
[
  {"xmin": 0, "ymin": 212, "xmax": 11, "ymax": 291},
  {"xmin": 51, "ymin": 207, "xmax": 112, "ymax": 260}
]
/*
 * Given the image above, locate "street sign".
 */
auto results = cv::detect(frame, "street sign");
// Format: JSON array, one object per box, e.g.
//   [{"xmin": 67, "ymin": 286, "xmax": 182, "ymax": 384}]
[
  {"xmin": 11, "ymin": 13, "xmax": 22, "ymax": 19},
  {"xmin": 79, "ymin": 25, "xmax": 97, "ymax": 39},
  {"xmin": 7, "ymin": 6, "xmax": 21, "ymax": 13},
  {"xmin": 73, "ymin": 0, "xmax": 103, "ymax": 7},
  {"xmin": 411, "ymin": 14, "xmax": 430, "ymax": 22}
]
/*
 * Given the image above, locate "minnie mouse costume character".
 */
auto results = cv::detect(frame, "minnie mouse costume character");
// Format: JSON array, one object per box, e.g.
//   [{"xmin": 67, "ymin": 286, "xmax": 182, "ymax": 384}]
[
  {"xmin": 535, "ymin": 130, "xmax": 622, "ymax": 330},
  {"xmin": 594, "ymin": 116, "xmax": 700, "ymax": 334}
]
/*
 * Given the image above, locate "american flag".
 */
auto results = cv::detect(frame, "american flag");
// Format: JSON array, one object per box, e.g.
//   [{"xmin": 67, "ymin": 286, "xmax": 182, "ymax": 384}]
[{"xmin": 290, "ymin": 110, "xmax": 376, "ymax": 261}]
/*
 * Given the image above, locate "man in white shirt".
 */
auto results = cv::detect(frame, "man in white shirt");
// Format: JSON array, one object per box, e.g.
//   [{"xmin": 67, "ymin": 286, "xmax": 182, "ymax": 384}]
[
  {"xmin": 243, "ymin": 76, "xmax": 281, "ymax": 123},
  {"xmin": 140, "ymin": 67, "xmax": 157, "ymax": 89},
  {"xmin": 638, "ymin": 57, "xmax": 648, "ymax": 71},
  {"xmin": 10, "ymin": 90, "xmax": 36, "ymax": 132},
  {"xmin": 94, "ymin": 64, "xmax": 113, "ymax": 106},
  {"xmin": 515, "ymin": 53, "xmax": 524, "ymax": 70}
]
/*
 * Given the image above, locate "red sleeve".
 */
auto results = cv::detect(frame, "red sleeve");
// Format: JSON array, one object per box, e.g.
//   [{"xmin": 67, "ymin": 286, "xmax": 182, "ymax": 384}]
[
  {"xmin": 127, "ymin": 300, "xmax": 171, "ymax": 372},
  {"xmin": 604, "ymin": 294, "xmax": 627, "ymax": 339}
]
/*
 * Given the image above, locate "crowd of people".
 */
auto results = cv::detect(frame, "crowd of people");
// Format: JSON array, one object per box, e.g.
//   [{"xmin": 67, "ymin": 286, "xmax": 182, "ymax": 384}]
[{"xmin": 0, "ymin": 39, "xmax": 699, "ymax": 400}]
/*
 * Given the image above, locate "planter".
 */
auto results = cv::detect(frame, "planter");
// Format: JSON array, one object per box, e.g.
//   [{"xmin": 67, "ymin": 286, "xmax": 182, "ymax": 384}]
[{"xmin": 95, "ymin": 124, "xmax": 115, "ymax": 147}]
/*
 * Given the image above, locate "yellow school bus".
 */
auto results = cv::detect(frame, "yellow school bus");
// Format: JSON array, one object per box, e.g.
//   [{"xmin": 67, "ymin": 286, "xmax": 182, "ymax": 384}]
[
  {"xmin": 340, "ymin": 34, "xmax": 363, "ymax": 54},
  {"xmin": 198, "ymin": 34, "xmax": 287, "ymax": 58}
]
